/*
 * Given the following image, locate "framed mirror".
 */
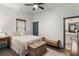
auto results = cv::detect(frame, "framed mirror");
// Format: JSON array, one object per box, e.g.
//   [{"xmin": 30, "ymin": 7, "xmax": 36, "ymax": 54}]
[{"xmin": 69, "ymin": 23, "xmax": 76, "ymax": 33}]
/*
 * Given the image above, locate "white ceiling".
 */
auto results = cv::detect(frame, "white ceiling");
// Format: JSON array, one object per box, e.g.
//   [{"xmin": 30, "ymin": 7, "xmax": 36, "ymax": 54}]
[{"xmin": 1, "ymin": 3, "xmax": 79, "ymax": 15}]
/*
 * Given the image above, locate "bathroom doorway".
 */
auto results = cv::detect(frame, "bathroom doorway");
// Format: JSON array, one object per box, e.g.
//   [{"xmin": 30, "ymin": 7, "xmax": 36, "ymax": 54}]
[{"xmin": 64, "ymin": 16, "xmax": 79, "ymax": 50}]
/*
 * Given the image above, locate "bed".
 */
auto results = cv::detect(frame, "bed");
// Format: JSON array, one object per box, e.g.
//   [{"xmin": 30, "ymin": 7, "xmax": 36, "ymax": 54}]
[{"xmin": 11, "ymin": 34, "xmax": 42, "ymax": 56}]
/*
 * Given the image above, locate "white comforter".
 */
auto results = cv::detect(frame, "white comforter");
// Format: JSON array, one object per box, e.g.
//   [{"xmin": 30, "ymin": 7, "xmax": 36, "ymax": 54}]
[{"xmin": 11, "ymin": 35, "xmax": 41, "ymax": 56}]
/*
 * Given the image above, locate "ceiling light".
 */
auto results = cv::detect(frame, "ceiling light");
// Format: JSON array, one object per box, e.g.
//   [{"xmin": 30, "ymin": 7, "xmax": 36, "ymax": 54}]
[{"xmin": 34, "ymin": 5, "xmax": 38, "ymax": 8}]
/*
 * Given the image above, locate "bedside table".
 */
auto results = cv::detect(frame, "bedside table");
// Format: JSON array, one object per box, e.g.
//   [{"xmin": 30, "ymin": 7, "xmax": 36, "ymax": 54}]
[{"xmin": 0, "ymin": 36, "xmax": 11, "ymax": 49}]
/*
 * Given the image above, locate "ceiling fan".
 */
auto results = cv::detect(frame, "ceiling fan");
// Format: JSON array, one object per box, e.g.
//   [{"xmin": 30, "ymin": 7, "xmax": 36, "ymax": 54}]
[{"xmin": 24, "ymin": 3, "xmax": 44, "ymax": 10}]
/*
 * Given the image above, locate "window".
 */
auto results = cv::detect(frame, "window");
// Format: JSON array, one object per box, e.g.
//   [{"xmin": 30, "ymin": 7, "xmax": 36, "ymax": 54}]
[{"xmin": 16, "ymin": 18, "xmax": 26, "ymax": 32}]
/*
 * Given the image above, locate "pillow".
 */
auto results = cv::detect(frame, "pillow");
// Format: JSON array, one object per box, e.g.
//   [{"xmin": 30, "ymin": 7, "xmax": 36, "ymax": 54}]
[
  {"xmin": 11, "ymin": 31, "xmax": 20, "ymax": 36},
  {"xmin": 11, "ymin": 31, "xmax": 27, "ymax": 36},
  {"xmin": 0, "ymin": 32, "xmax": 7, "ymax": 38},
  {"xmin": 20, "ymin": 32, "xmax": 27, "ymax": 36}
]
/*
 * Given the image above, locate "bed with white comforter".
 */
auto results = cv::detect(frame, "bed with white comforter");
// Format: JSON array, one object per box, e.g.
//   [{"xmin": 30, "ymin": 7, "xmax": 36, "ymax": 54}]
[{"xmin": 11, "ymin": 35, "xmax": 42, "ymax": 56}]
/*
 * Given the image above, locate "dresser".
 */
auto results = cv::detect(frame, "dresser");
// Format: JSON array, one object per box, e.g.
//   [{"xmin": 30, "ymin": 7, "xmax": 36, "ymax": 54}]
[{"xmin": 0, "ymin": 36, "xmax": 11, "ymax": 49}]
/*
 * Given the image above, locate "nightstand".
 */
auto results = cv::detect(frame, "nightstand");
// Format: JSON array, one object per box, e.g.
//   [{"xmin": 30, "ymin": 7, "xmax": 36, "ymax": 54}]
[{"xmin": 0, "ymin": 36, "xmax": 11, "ymax": 49}]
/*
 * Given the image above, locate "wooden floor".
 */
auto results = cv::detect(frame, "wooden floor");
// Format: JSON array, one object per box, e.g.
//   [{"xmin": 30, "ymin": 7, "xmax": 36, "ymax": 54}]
[
  {"xmin": 0, "ymin": 46, "xmax": 70, "ymax": 56},
  {"xmin": 42, "ymin": 46, "xmax": 70, "ymax": 56},
  {"xmin": 0, "ymin": 49, "xmax": 18, "ymax": 56}
]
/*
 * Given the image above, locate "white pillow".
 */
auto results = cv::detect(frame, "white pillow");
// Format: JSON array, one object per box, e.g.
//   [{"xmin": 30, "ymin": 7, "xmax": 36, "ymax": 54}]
[
  {"xmin": 11, "ymin": 31, "xmax": 20, "ymax": 36},
  {"xmin": 20, "ymin": 32, "xmax": 27, "ymax": 36},
  {"xmin": 0, "ymin": 32, "xmax": 7, "ymax": 38}
]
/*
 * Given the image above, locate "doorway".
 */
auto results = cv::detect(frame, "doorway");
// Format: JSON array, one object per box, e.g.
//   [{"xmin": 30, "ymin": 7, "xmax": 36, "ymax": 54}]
[
  {"xmin": 64, "ymin": 16, "xmax": 79, "ymax": 50},
  {"xmin": 33, "ymin": 22, "xmax": 38, "ymax": 36}
]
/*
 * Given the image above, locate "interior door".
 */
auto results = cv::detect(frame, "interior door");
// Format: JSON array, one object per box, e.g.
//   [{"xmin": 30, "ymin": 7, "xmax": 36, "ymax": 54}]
[{"xmin": 33, "ymin": 22, "xmax": 38, "ymax": 36}]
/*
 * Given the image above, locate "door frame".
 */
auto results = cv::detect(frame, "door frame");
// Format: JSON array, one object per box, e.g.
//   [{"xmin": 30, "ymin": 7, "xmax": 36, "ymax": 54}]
[{"xmin": 63, "ymin": 16, "xmax": 79, "ymax": 49}]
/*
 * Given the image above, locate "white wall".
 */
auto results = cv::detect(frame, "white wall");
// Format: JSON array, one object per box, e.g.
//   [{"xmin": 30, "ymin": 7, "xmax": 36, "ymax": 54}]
[
  {"xmin": 0, "ymin": 5, "xmax": 33, "ymax": 34},
  {"xmin": 1, "ymin": 4, "xmax": 79, "ymax": 48},
  {"xmin": 33, "ymin": 5, "xmax": 79, "ymax": 48}
]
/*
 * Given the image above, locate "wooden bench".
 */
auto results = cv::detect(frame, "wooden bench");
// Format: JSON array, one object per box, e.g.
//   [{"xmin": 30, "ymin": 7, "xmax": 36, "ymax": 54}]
[{"xmin": 42, "ymin": 37, "xmax": 61, "ymax": 48}]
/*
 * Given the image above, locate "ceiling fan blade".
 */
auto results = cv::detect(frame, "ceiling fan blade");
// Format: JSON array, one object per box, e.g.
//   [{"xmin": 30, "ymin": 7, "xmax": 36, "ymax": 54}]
[
  {"xmin": 37, "ymin": 3, "xmax": 44, "ymax": 5},
  {"xmin": 38, "ymin": 6, "xmax": 44, "ymax": 10},
  {"xmin": 32, "ymin": 8, "xmax": 35, "ymax": 10},
  {"xmin": 24, "ymin": 4, "xmax": 33, "ymax": 6},
  {"xmin": 33, "ymin": 3, "xmax": 44, "ymax": 5}
]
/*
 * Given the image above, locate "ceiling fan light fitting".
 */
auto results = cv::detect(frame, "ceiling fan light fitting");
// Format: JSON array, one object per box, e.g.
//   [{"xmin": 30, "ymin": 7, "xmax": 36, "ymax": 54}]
[{"xmin": 34, "ymin": 5, "xmax": 38, "ymax": 8}]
